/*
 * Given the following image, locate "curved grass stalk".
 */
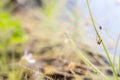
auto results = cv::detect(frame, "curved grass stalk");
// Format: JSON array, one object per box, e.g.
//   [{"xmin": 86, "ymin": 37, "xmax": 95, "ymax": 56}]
[
  {"xmin": 86, "ymin": 0, "xmax": 118, "ymax": 80},
  {"xmin": 65, "ymin": 32, "xmax": 109, "ymax": 80}
]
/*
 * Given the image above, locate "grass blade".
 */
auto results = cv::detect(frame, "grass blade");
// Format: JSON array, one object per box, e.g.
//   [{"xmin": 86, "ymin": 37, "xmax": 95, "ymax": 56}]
[
  {"xmin": 86, "ymin": 0, "xmax": 118, "ymax": 80},
  {"xmin": 65, "ymin": 32, "xmax": 109, "ymax": 80}
]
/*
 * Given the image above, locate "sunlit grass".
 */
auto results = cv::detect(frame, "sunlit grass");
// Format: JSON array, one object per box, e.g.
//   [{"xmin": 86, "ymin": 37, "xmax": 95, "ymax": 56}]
[{"xmin": 64, "ymin": 32, "xmax": 109, "ymax": 80}]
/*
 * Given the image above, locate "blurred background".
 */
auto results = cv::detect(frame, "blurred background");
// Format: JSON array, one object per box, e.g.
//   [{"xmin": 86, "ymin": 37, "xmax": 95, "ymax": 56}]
[
  {"xmin": 0, "ymin": 0, "xmax": 120, "ymax": 79},
  {"xmin": 0, "ymin": 0, "xmax": 120, "ymax": 55}
]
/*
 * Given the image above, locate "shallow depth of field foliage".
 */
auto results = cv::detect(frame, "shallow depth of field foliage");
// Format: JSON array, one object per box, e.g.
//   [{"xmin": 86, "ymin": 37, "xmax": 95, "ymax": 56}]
[{"xmin": 0, "ymin": 0, "xmax": 120, "ymax": 80}]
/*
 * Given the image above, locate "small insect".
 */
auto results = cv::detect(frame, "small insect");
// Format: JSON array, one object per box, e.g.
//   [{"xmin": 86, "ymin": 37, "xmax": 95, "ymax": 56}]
[
  {"xmin": 97, "ymin": 39, "xmax": 102, "ymax": 45},
  {"xmin": 99, "ymin": 26, "xmax": 102, "ymax": 30}
]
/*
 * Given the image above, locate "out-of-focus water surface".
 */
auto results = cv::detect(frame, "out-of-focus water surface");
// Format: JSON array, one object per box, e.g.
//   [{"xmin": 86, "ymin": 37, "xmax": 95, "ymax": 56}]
[{"xmin": 66, "ymin": 0, "xmax": 120, "ymax": 55}]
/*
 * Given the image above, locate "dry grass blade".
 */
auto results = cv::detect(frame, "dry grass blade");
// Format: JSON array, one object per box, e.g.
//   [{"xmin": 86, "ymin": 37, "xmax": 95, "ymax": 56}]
[{"xmin": 64, "ymin": 32, "xmax": 109, "ymax": 80}]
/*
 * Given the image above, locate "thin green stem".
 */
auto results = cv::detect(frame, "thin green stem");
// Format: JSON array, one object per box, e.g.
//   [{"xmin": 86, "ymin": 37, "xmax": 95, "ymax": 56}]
[{"xmin": 86, "ymin": 0, "xmax": 118, "ymax": 80}]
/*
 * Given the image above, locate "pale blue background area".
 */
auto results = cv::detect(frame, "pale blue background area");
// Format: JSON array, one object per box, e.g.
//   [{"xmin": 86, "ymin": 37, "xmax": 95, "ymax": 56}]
[
  {"xmin": 78, "ymin": 0, "xmax": 120, "ymax": 39},
  {"xmin": 66, "ymin": 0, "xmax": 120, "ymax": 55}
]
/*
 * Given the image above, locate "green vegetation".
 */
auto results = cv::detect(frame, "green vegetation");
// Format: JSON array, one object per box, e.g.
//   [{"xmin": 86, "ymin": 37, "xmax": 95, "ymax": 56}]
[{"xmin": 0, "ymin": 11, "xmax": 26, "ymax": 80}]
